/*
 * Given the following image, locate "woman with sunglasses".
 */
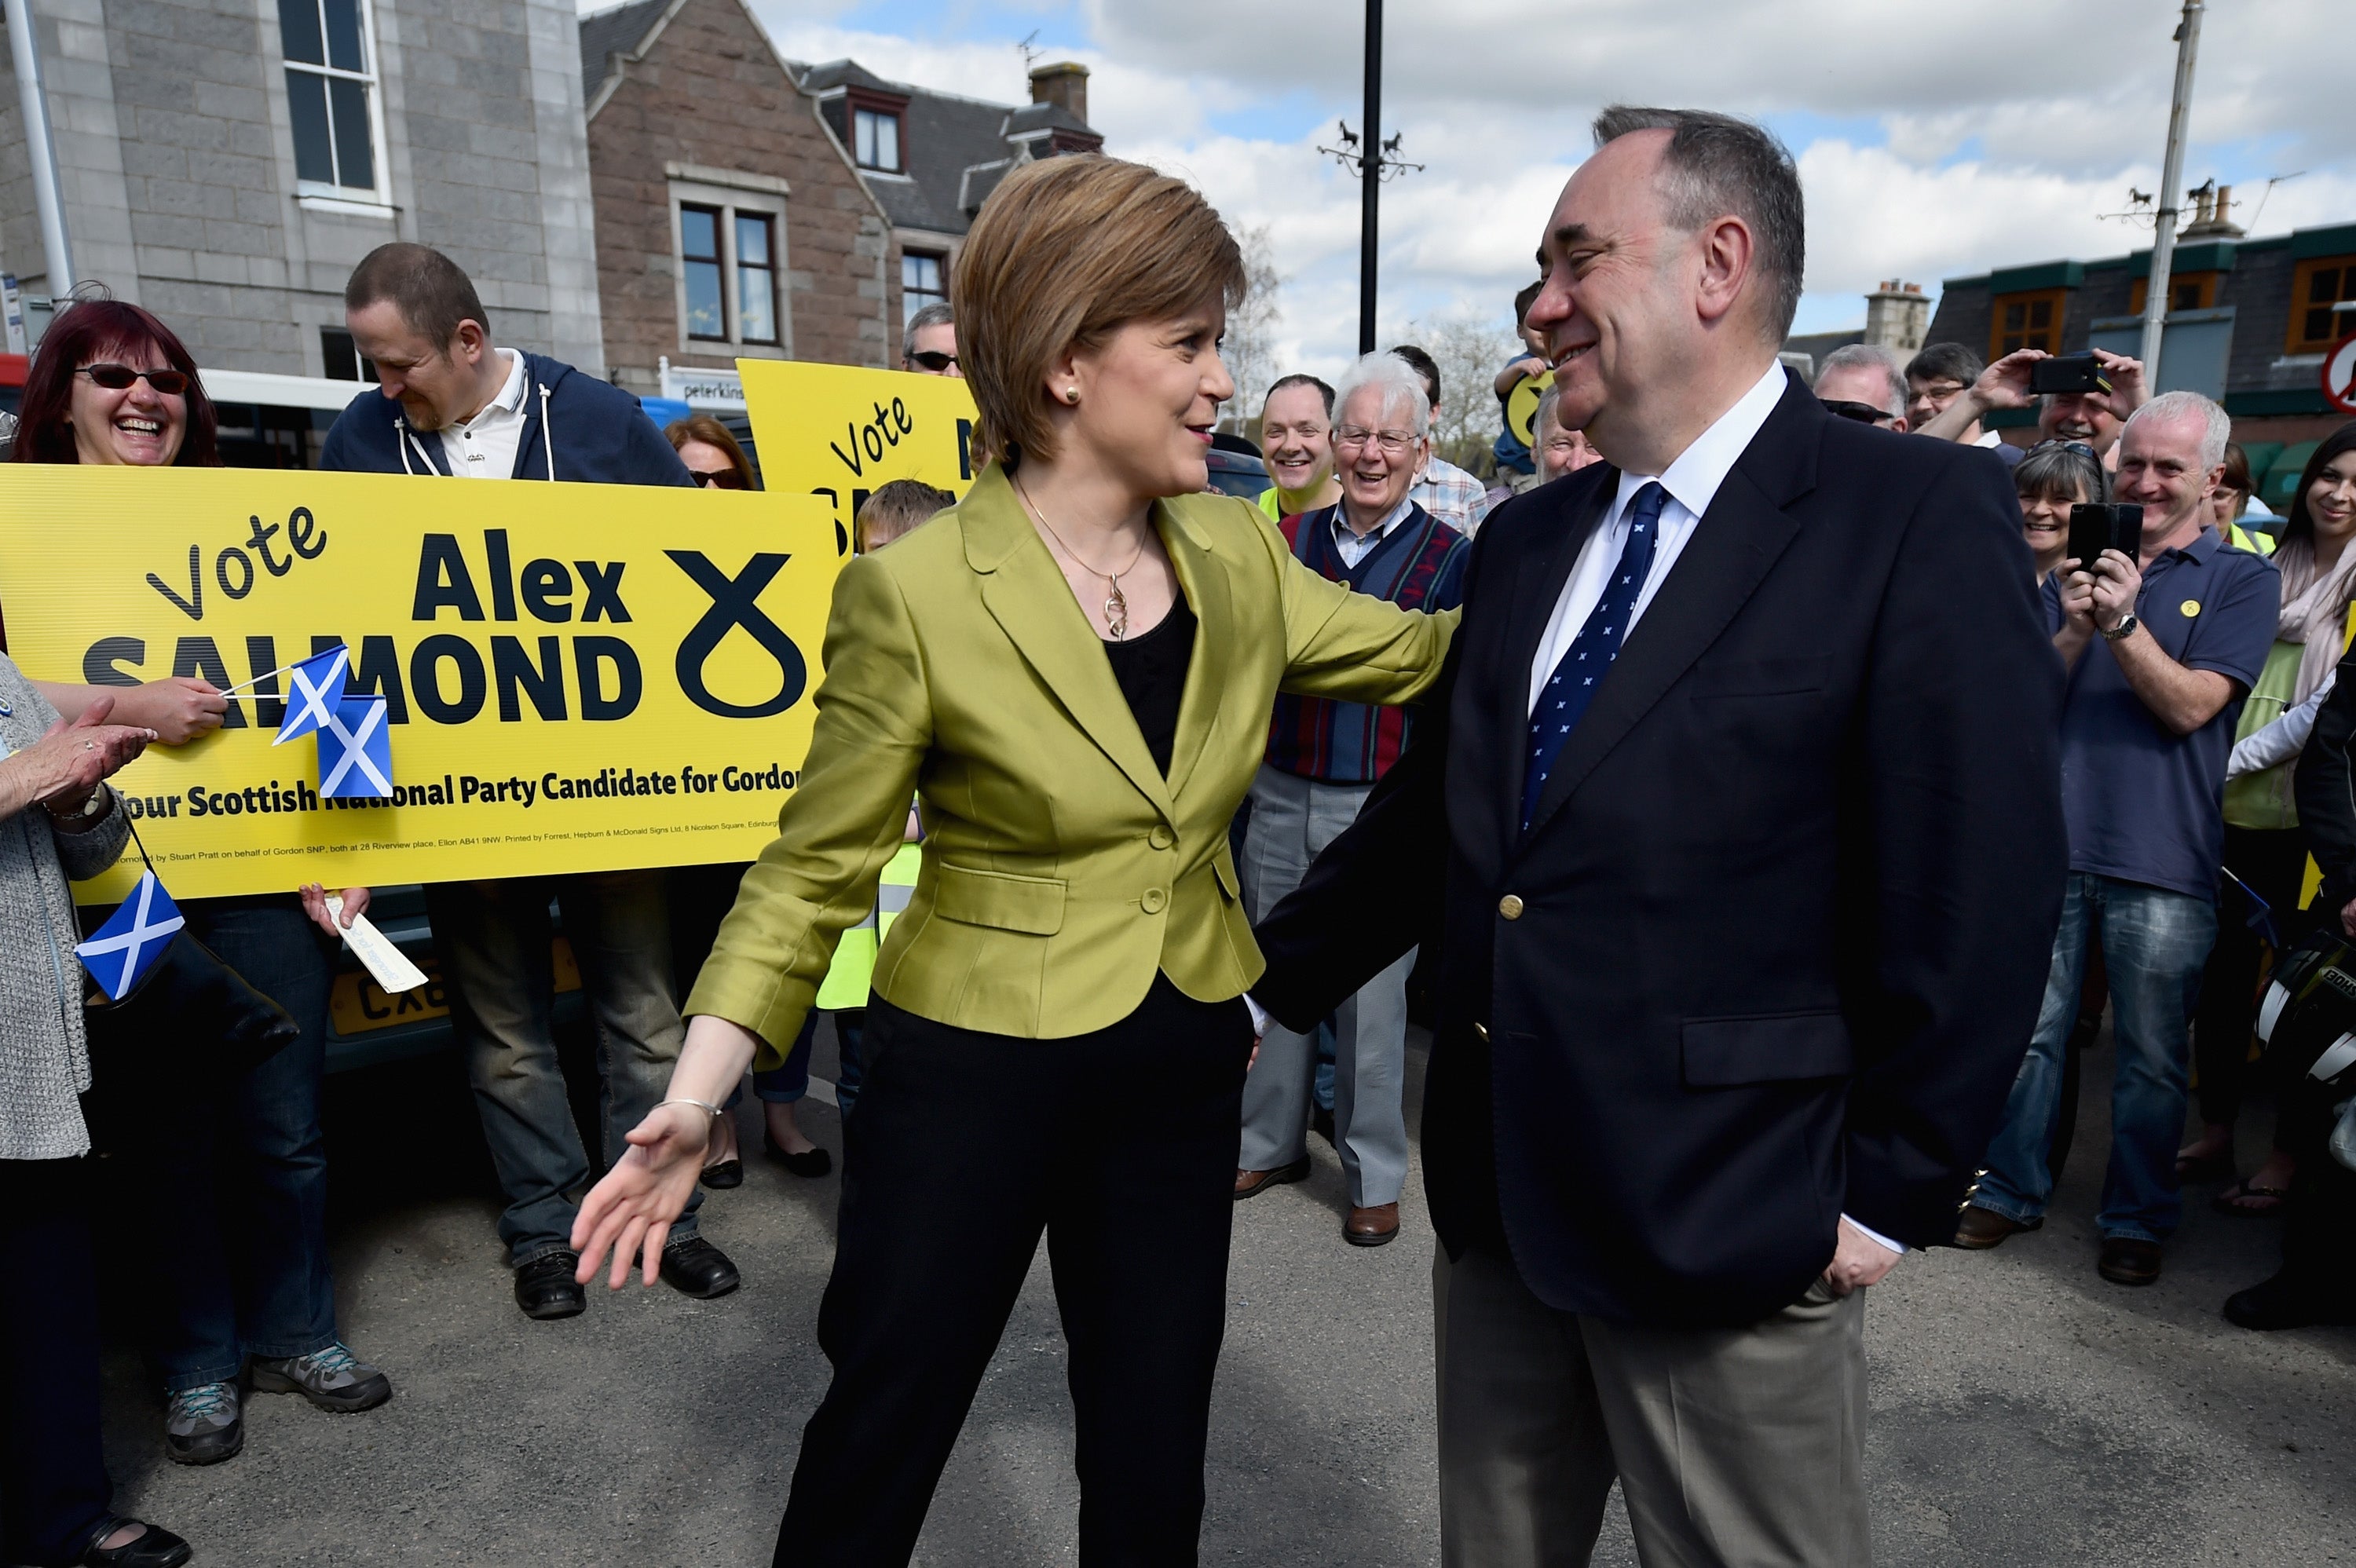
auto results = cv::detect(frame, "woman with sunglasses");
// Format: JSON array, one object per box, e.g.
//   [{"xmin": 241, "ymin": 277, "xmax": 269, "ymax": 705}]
[
  {"xmin": 9, "ymin": 298, "xmax": 393, "ymax": 1475},
  {"xmin": 666, "ymin": 413, "xmax": 755, "ymax": 490},
  {"xmin": 2014, "ymin": 439, "xmax": 2105, "ymax": 583}
]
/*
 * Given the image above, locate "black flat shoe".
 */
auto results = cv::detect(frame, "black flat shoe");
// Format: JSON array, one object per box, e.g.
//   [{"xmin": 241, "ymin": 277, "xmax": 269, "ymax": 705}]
[
  {"xmin": 79, "ymin": 1516, "xmax": 192, "ymax": 1568},
  {"xmin": 763, "ymin": 1134, "xmax": 832, "ymax": 1179},
  {"xmin": 2224, "ymin": 1271, "xmax": 2356, "ymax": 1330},
  {"xmin": 514, "ymin": 1250, "xmax": 587, "ymax": 1320},
  {"xmin": 658, "ymin": 1236, "xmax": 741, "ymax": 1299},
  {"xmin": 701, "ymin": 1158, "xmax": 744, "ymax": 1190}
]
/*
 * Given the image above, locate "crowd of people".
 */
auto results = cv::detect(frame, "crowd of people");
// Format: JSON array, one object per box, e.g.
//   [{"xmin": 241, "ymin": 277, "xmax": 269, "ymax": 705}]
[{"xmin": 0, "ymin": 102, "xmax": 2351, "ymax": 1568}]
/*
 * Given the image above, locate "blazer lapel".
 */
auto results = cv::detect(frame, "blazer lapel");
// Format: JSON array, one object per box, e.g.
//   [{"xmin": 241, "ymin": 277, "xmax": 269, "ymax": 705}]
[
  {"xmin": 1159, "ymin": 497, "xmax": 1233, "ymax": 806},
  {"xmin": 1520, "ymin": 385, "xmax": 1821, "ymax": 842},
  {"xmin": 963, "ymin": 465, "xmax": 1176, "ymax": 822}
]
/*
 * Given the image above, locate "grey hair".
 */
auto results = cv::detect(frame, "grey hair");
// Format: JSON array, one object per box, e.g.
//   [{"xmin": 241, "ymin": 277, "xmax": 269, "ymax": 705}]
[
  {"xmin": 1592, "ymin": 106, "xmax": 1805, "ymax": 343},
  {"xmin": 902, "ymin": 302, "xmax": 954, "ymax": 363},
  {"xmin": 1817, "ymin": 343, "xmax": 1907, "ymax": 420},
  {"xmin": 2014, "ymin": 440, "xmax": 2108, "ymax": 506},
  {"xmin": 1332, "ymin": 352, "xmax": 1431, "ymax": 438},
  {"xmin": 2125, "ymin": 389, "xmax": 2231, "ymax": 473}
]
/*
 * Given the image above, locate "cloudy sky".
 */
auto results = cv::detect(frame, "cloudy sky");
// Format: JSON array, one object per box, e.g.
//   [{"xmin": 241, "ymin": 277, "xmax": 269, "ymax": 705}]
[{"xmin": 697, "ymin": 0, "xmax": 2354, "ymax": 383}]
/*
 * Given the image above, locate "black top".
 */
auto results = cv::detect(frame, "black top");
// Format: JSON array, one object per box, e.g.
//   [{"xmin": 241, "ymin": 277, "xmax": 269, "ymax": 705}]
[{"xmin": 1102, "ymin": 597, "xmax": 1196, "ymax": 777}]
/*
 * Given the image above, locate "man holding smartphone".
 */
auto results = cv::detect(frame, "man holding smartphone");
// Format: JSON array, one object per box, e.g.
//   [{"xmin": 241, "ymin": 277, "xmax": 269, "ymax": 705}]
[
  {"xmin": 1960, "ymin": 390, "xmax": 2278, "ymax": 1287},
  {"xmin": 1917, "ymin": 345, "xmax": 2147, "ymax": 464}
]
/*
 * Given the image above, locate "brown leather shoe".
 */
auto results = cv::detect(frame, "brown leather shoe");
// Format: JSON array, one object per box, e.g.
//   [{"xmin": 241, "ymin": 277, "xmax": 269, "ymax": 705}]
[
  {"xmin": 1345, "ymin": 1203, "xmax": 1400, "ymax": 1246},
  {"xmin": 2098, "ymin": 1237, "xmax": 2163, "ymax": 1287},
  {"xmin": 1235, "ymin": 1157, "xmax": 1312, "ymax": 1200},
  {"xmin": 1953, "ymin": 1204, "xmax": 2040, "ymax": 1249}
]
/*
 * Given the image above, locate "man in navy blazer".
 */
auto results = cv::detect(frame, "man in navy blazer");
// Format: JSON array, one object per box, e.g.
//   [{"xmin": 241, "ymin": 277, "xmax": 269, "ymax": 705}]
[{"xmin": 1252, "ymin": 108, "xmax": 2067, "ymax": 1565}]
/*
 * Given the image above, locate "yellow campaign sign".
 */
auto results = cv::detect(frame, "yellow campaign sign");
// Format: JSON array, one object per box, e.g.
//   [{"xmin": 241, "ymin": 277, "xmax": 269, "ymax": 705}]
[
  {"xmin": 0, "ymin": 465, "xmax": 842, "ymax": 901},
  {"xmin": 1505, "ymin": 368, "xmax": 1554, "ymax": 448},
  {"xmin": 739, "ymin": 360, "xmax": 979, "ymax": 544}
]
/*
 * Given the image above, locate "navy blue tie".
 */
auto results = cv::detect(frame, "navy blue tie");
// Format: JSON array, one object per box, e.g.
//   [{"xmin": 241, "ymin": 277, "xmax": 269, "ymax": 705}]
[{"xmin": 1521, "ymin": 481, "xmax": 1668, "ymax": 831}]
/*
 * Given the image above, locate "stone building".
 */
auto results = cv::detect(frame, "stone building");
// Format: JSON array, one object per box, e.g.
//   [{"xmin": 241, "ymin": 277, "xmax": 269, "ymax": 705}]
[
  {"xmin": 793, "ymin": 56, "xmax": 1103, "ymax": 330},
  {"xmin": 0, "ymin": 0, "xmax": 603, "ymax": 381},
  {"xmin": 578, "ymin": 0, "xmax": 896, "ymax": 400}
]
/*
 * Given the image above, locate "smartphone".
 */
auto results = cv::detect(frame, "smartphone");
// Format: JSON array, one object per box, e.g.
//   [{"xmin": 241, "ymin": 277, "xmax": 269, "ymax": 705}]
[
  {"xmin": 2031, "ymin": 353, "xmax": 2110, "ymax": 396},
  {"xmin": 2067, "ymin": 503, "xmax": 2145, "ymax": 569},
  {"xmin": 2067, "ymin": 503, "xmax": 2113, "ymax": 570}
]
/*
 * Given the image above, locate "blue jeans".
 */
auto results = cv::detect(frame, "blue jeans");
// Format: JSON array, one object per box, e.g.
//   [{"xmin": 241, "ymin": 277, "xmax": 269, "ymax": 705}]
[
  {"xmin": 1977, "ymin": 874, "xmax": 2215, "ymax": 1244},
  {"xmin": 746, "ymin": 1009, "xmax": 867, "ymax": 1113},
  {"xmin": 126, "ymin": 897, "xmax": 341, "ymax": 1391},
  {"xmin": 427, "ymin": 871, "xmax": 700, "ymax": 1265}
]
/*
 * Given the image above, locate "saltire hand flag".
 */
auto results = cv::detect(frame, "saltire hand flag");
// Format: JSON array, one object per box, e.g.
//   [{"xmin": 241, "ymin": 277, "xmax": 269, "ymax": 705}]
[
  {"xmin": 317, "ymin": 695, "xmax": 393, "ymax": 799},
  {"xmin": 273, "ymin": 644, "xmax": 350, "ymax": 747},
  {"xmin": 75, "ymin": 870, "xmax": 185, "ymax": 1000}
]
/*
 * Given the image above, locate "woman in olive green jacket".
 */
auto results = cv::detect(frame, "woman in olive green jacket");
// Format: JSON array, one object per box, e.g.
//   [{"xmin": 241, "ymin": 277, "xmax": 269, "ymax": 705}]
[{"xmin": 575, "ymin": 155, "xmax": 1454, "ymax": 1565}]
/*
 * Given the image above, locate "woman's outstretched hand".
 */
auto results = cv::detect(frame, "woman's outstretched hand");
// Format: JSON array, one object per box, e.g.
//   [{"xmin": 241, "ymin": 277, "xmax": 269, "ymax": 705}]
[
  {"xmin": 572, "ymin": 1102, "xmax": 712, "ymax": 1288},
  {"xmin": 570, "ymin": 1012, "xmax": 764, "ymax": 1288}
]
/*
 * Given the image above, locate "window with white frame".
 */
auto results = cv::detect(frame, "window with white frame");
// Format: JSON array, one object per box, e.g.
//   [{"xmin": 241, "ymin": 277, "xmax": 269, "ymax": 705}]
[
  {"xmin": 854, "ymin": 107, "xmax": 902, "ymax": 173},
  {"xmin": 669, "ymin": 178, "xmax": 792, "ymax": 356},
  {"xmin": 280, "ymin": 0, "xmax": 382, "ymax": 193}
]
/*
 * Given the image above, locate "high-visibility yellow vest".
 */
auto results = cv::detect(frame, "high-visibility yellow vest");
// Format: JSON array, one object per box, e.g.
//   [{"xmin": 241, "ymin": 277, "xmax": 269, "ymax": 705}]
[
  {"xmin": 814, "ymin": 842, "xmax": 922, "ymax": 1009},
  {"xmin": 2229, "ymin": 521, "xmax": 2277, "ymax": 556}
]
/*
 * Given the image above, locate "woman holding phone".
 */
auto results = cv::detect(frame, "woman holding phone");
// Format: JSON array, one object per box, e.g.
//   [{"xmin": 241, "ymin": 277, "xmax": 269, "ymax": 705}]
[{"xmin": 571, "ymin": 155, "xmax": 1454, "ymax": 1564}]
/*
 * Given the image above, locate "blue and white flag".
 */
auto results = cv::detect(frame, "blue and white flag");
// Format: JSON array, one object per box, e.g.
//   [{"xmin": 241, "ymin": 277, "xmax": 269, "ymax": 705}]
[
  {"xmin": 75, "ymin": 870, "xmax": 185, "ymax": 1001},
  {"xmin": 317, "ymin": 694, "xmax": 393, "ymax": 798},
  {"xmin": 273, "ymin": 644, "xmax": 350, "ymax": 747}
]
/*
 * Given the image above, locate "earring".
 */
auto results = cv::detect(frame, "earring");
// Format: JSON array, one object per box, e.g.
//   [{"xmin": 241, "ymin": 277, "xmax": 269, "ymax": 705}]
[{"xmin": 1065, "ymin": 387, "xmax": 1081, "ymax": 404}]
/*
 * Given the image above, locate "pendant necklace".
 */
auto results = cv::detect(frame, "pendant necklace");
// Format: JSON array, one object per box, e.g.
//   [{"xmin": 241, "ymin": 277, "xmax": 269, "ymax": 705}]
[{"xmin": 1018, "ymin": 479, "xmax": 1147, "ymax": 640}]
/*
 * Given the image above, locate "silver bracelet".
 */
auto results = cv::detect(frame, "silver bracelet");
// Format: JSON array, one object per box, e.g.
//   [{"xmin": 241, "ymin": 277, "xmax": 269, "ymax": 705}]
[{"xmin": 656, "ymin": 1096, "xmax": 726, "ymax": 1121}]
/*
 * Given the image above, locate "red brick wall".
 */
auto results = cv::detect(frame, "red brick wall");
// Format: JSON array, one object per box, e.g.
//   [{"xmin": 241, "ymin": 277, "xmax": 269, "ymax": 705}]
[{"xmin": 586, "ymin": 0, "xmax": 897, "ymax": 389}]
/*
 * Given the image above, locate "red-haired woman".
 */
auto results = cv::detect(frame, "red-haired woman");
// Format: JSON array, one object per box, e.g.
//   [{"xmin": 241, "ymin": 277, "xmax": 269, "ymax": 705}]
[{"xmin": 9, "ymin": 297, "xmax": 393, "ymax": 1472}]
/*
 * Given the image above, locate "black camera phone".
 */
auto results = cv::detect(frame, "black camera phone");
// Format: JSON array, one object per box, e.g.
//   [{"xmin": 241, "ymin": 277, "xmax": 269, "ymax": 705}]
[
  {"xmin": 2031, "ymin": 353, "xmax": 2110, "ymax": 396},
  {"xmin": 2068, "ymin": 503, "xmax": 2144, "ymax": 569}
]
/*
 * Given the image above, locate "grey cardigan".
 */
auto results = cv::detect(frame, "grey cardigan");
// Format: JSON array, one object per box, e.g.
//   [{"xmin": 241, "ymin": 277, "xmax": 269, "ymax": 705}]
[{"xmin": 0, "ymin": 656, "xmax": 130, "ymax": 1160}]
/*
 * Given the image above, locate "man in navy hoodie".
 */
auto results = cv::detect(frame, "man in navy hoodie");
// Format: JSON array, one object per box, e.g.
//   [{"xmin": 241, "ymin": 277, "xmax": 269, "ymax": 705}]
[{"xmin": 324, "ymin": 243, "xmax": 739, "ymax": 1318}]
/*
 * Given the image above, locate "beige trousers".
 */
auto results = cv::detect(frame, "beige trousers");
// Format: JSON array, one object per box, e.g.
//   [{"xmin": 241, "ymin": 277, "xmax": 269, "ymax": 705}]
[{"xmin": 1432, "ymin": 1246, "xmax": 1870, "ymax": 1568}]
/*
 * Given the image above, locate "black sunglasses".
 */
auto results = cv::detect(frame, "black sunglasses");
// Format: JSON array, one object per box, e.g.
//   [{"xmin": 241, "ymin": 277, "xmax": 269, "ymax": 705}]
[
  {"xmin": 77, "ymin": 363, "xmax": 192, "ymax": 396},
  {"xmin": 1818, "ymin": 397, "xmax": 1888, "ymax": 426},
  {"xmin": 907, "ymin": 350, "xmax": 958, "ymax": 372},
  {"xmin": 690, "ymin": 468, "xmax": 747, "ymax": 490},
  {"xmin": 2029, "ymin": 439, "xmax": 2097, "ymax": 459}
]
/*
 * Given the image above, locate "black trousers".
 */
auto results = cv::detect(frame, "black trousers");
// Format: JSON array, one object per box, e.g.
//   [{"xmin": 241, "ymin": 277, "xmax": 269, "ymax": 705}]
[
  {"xmin": 0, "ymin": 1160, "xmax": 112, "ymax": 1566},
  {"xmin": 2193, "ymin": 827, "xmax": 2312, "ymax": 1131},
  {"xmin": 776, "ymin": 976, "xmax": 1253, "ymax": 1567}
]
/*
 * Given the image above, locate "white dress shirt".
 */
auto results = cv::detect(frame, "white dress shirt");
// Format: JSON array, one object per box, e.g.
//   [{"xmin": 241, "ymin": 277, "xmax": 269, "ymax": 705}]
[
  {"xmin": 1526, "ymin": 361, "xmax": 1787, "ymax": 712},
  {"xmin": 439, "ymin": 349, "xmax": 529, "ymax": 480},
  {"xmin": 1332, "ymin": 496, "xmax": 1416, "ymax": 569}
]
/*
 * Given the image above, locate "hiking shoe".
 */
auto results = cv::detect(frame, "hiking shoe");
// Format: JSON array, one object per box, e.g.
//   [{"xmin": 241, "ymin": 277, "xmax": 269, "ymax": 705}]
[
  {"xmin": 250, "ymin": 1342, "xmax": 393, "ymax": 1413},
  {"xmin": 163, "ymin": 1380, "xmax": 242, "ymax": 1464}
]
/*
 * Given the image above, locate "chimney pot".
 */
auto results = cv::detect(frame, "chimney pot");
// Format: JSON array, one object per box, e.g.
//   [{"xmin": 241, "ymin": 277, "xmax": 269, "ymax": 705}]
[{"xmin": 1030, "ymin": 61, "xmax": 1090, "ymax": 126}]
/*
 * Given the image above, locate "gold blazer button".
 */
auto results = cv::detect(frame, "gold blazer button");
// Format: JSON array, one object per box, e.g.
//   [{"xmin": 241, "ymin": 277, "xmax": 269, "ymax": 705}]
[
  {"xmin": 1498, "ymin": 894, "xmax": 1524, "ymax": 920},
  {"xmin": 1142, "ymin": 887, "xmax": 1168, "ymax": 914}
]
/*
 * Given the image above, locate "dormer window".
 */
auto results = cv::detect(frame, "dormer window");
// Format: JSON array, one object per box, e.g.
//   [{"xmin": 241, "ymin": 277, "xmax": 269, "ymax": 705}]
[{"xmin": 854, "ymin": 106, "xmax": 902, "ymax": 172}]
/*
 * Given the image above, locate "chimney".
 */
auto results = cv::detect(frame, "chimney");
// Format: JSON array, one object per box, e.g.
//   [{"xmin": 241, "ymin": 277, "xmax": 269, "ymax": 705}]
[
  {"xmin": 1863, "ymin": 280, "xmax": 1930, "ymax": 356},
  {"xmin": 1030, "ymin": 61, "xmax": 1089, "ymax": 126},
  {"xmin": 2182, "ymin": 182, "xmax": 2244, "ymax": 240}
]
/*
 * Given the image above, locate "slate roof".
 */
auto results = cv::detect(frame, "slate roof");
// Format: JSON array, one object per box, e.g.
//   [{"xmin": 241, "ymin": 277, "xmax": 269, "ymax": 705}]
[
  {"xmin": 792, "ymin": 58, "xmax": 1103, "ymax": 242},
  {"xmin": 578, "ymin": 0, "xmax": 669, "ymax": 104}
]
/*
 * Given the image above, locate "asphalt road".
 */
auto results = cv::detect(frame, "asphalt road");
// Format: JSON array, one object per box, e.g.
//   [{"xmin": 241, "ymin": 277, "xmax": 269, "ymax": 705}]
[{"xmin": 93, "ymin": 1021, "xmax": 2356, "ymax": 1566}]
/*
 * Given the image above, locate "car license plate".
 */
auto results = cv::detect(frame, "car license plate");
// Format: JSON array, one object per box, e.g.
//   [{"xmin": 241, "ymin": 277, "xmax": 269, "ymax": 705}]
[{"xmin": 329, "ymin": 938, "xmax": 582, "ymax": 1036}]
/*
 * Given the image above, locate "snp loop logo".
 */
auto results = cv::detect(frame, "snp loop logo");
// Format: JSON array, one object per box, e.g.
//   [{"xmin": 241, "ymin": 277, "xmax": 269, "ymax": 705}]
[{"xmin": 665, "ymin": 550, "xmax": 809, "ymax": 720}]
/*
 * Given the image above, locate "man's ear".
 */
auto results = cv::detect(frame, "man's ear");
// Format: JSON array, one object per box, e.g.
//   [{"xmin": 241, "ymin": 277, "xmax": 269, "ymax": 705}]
[
  {"xmin": 1693, "ymin": 214, "xmax": 1756, "ymax": 330},
  {"xmin": 450, "ymin": 319, "xmax": 489, "ymax": 367}
]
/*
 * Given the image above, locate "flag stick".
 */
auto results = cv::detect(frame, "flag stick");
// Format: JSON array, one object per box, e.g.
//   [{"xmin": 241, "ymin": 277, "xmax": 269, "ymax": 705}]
[{"xmin": 217, "ymin": 645, "xmax": 348, "ymax": 698}]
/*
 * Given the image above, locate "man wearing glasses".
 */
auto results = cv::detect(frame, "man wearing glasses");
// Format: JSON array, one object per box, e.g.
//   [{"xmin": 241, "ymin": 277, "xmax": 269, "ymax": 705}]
[
  {"xmin": 1234, "ymin": 352, "xmax": 1470, "ymax": 1248},
  {"xmin": 902, "ymin": 304, "xmax": 960, "ymax": 377},
  {"xmin": 1813, "ymin": 343, "xmax": 1910, "ymax": 431}
]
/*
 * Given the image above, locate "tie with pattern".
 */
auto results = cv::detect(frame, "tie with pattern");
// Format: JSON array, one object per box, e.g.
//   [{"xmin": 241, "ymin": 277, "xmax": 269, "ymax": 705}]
[{"xmin": 1520, "ymin": 481, "xmax": 1668, "ymax": 832}]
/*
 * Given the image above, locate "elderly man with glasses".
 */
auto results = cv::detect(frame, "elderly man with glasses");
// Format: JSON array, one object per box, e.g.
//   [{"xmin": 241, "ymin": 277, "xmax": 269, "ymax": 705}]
[
  {"xmin": 1233, "ymin": 352, "xmax": 1472, "ymax": 1247},
  {"xmin": 902, "ymin": 303, "xmax": 960, "ymax": 376}
]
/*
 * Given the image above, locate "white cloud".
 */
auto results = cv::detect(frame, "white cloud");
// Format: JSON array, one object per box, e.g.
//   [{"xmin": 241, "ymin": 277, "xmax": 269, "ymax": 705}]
[{"xmin": 729, "ymin": 0, "xmax": 2354, "ymax": 372}]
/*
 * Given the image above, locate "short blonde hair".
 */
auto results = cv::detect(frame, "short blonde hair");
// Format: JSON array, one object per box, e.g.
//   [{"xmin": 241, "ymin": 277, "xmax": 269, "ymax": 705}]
[{"xmin": 954, "ymin": 155, "xmax": 1244, "ymax": 467}]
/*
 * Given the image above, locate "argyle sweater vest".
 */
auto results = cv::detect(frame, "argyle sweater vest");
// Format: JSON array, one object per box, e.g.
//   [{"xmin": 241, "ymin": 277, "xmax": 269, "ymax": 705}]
[{"xmin": 1265, "ymin": 503, "xmax": 1469, "ymax": 784}]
